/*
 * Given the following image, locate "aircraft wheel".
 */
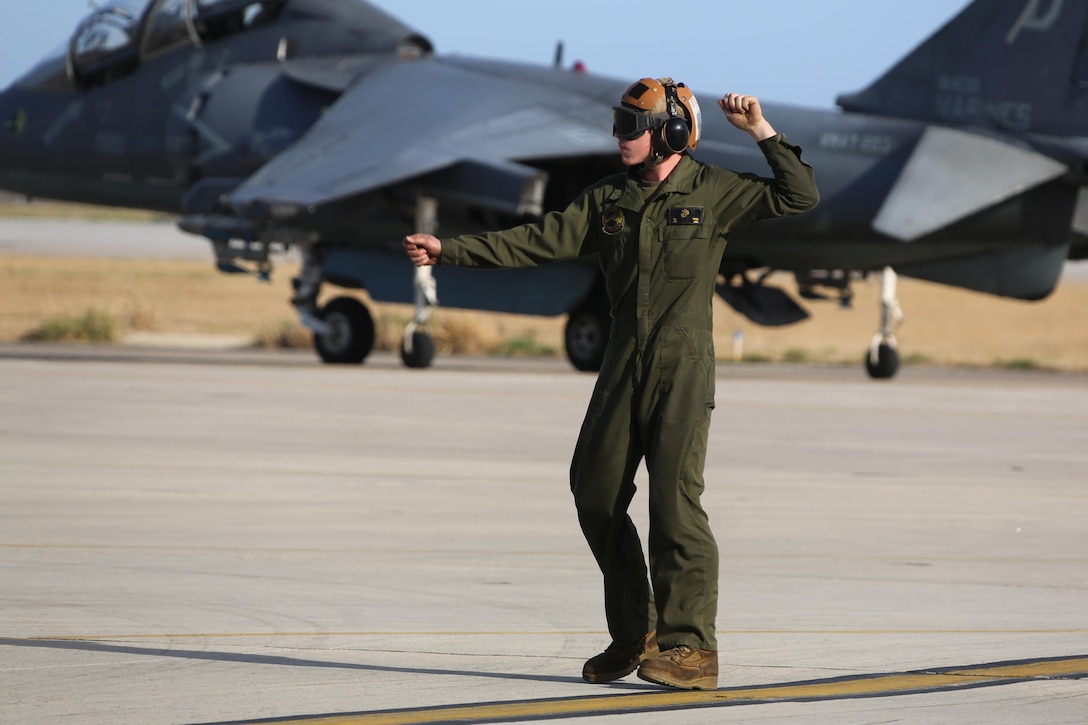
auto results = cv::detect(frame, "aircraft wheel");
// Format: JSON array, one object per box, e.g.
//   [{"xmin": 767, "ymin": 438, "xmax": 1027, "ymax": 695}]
[
  {"xmin": 400, "ymin": 329, "xmax": 435, "ymax": 369},
  {"xmin": 865, "ymin": 342, "xmax": 899, "ymax": 379},
  {"xmin": 564, "ymin": 302, "xmax": 611, "ymax": 372},
  {"xmin": 314, "ymin": 296, "xmax": 375, "ymax": 364}
]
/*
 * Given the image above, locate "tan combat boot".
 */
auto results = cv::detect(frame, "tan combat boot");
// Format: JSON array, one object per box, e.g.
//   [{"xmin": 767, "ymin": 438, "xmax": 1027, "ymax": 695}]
[
  {"xmin": 637, "ymin": 644, "xmax": 718, "ymax": 690},
  {"xmin": 582, "ymin": 630, "xmax": 658, "ymax": 683}
]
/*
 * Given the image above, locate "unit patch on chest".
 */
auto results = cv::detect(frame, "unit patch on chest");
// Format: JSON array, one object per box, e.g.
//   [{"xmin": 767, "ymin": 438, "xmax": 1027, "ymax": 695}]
[
  {"xmin": 667, "ymin": 206, "xmax": 703, "ymax": 225},
  {"xmin": 602, "ymin": 206, "xmax": 625, "ymax": 235}
]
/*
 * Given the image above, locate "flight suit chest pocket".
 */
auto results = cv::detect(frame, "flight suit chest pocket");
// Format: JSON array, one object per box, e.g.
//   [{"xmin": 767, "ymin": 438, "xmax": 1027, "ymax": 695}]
[{"xmin": 660, "ymin": 207, "xmax": 710, "ymax": 281}]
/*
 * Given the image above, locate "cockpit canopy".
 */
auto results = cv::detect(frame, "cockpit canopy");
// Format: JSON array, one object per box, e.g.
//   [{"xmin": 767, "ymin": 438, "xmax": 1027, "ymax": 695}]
[
  {"xmin": 67, "ymin": 0, "xmax": 286, "ymax": 87},
  {"xmin": 67, "ymin": 1, "xmax": 142, "ymax": 87},
  {"xmin": 11, "ymin": 0, "xmax": 432, "ymax": 92}
]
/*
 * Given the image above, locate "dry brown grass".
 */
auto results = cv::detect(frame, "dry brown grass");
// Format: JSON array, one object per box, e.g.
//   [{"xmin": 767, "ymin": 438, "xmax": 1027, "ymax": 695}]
[
  {"xmin": 0, "ymin": 255, "xmax": 567, "ymax": 355},
  {"xmin": 725, "ymin": 272, "xmax": 1088, "ymax": 371},
  {"xmin": 0, "ymin": 256, "xmax": 294, "ymax": 339},
  {"xmin": 3, "ymin": 196, "xmax": 1086, "ymax": 370},
  {"xmin": 1, "ymin": 254, "xmax": 1086, "ymax": 371}
]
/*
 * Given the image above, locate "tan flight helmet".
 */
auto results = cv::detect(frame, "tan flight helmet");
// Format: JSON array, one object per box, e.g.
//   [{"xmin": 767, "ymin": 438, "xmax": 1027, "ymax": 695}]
[{"xmin": 612, "ymin": 77, "xmax": 702, "ymax": 158}]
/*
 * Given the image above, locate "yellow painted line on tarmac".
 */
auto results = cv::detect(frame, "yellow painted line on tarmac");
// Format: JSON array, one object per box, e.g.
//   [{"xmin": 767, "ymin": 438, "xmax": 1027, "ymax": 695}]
[
  {"xmin": 218, "ymin": 656, "xmax": 1088, "ymax": 725},
  {"xmin": 947, "ymin": 659, "xmax": 1088, "ymax": 679}
]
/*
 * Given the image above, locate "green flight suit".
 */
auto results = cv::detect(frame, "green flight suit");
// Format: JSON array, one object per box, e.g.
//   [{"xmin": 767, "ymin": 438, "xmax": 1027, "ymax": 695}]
[{"xmin": 439, "ymin": 135, "xmax": 819, "ymax": 651}]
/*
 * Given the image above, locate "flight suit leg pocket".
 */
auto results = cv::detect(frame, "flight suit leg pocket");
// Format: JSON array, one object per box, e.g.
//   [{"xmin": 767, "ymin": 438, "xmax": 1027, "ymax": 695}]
[{"xmin": 659, "ymin": 327, "xmax": 715, "ymax": 422}]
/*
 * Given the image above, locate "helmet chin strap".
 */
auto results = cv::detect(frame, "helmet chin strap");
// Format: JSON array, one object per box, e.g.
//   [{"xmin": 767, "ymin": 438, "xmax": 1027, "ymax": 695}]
[
  {"xmin": 625, "ymin": 123, "xmax": 677, "ymax": 172},
  {"xmin": 646, "ymin": 134, "xmax": 675, "ymax": 168},
  {"xmin": 632, "ymin": 148, "xmax": 672, "ymax": 174}
]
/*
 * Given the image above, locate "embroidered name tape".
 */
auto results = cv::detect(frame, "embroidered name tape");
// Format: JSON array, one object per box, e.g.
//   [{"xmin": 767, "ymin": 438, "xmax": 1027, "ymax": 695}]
[{"xmin": 667, "ymin": 206, "xmax": 703, "ymax": 225}]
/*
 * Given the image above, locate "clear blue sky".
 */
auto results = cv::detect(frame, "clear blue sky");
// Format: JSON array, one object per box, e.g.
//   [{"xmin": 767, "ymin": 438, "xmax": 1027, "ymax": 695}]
[{"xmin": 0, "ymin": 0, "xmax": 971, "ymax": 108}]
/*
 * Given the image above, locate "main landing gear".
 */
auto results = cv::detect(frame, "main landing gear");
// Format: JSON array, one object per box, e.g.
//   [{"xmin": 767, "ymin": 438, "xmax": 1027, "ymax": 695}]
[
  {"xmin": 290, "ymin": 196, "xmax": 440, "ymax": 368},
  {"xmin": 290, "ymin": 246, "xmax": 377, "ymax": 364},
  {"xmin": 865, "ymin": 266, "xmax": 903, "ymax": 379},
  {"xmin": 314, "ymin": 296, "xmax": 374, "ymax": 364}
]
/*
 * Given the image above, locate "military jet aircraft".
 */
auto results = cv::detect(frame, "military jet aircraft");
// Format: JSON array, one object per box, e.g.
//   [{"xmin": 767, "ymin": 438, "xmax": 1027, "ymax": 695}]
[{"xmin": 1, "ymin": 0, "xmax": 1085, "ymax": 378}]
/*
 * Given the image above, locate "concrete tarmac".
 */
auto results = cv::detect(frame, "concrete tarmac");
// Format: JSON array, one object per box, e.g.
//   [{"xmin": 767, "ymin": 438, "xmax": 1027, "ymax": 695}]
[
  {"xmin": 0, "ymin": 217, "xmax": 210, "ymax": 260},
  {"xmin": 1, "ymin": 344, "xmax": 1086, "ymax": 724}
]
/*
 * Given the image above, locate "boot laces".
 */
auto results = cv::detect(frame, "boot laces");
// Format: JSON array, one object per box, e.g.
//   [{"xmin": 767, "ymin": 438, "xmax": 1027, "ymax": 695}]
[{"xmin": 660, "ymin": 645, "xmax": 696, "ymax": 662}]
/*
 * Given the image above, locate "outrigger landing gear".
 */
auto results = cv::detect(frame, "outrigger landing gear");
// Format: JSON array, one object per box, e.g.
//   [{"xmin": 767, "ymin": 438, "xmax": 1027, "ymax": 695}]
[
  {"xmin": 401, "ymin": 195, "xmax": 438, "ymax": 369},
  {"xmin": 865, "ymin": 266, "xmax": 903, "ymax": 379}
]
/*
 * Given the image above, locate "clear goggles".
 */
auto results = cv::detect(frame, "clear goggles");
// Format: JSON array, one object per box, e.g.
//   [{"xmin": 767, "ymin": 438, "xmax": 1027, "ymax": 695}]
[{"xmin": 612, "ymin": 106, "xmax": 665, "ymax": 140}]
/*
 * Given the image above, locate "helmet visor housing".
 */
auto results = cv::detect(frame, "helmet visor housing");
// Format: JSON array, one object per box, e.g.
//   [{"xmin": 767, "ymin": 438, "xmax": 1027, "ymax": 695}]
[{"xmin": 612, "ymin": 106, "xmax": 665, "ymax": 140}]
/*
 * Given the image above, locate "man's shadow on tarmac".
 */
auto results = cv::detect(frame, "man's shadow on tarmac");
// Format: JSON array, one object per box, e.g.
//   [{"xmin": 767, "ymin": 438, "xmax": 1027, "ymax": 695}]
[
  {"xmin": 0, "ymin": 636, "xmax": 595, "ymax": 686},
  {"xmin": 4, "ymin": 638, "xmax": 1087, "ymax": 721}
]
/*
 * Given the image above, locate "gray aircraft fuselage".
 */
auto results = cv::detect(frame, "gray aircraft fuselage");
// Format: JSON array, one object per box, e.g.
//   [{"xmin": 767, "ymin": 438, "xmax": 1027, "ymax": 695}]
[
  {"xmin": 2, "ymin": 0, "xmax": 1086, "ymax": 375},
  {"xmin": 4, "ymin": 57, "xmax": 1075, "ymax": 296}
]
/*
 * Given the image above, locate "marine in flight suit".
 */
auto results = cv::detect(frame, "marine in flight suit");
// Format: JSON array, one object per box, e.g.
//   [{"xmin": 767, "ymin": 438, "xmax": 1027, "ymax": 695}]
[{"xmin": 404, "ymin": 77, "xmax": 819, "ymax": 690}]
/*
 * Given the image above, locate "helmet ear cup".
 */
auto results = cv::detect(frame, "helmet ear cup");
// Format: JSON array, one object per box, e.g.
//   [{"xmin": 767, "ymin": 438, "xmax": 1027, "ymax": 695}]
[
  {"xmin": 657, "ymin": 81, "xmax": 693, "ymax": 154},
  {"xmin": 661, "ymin": 117, "xmax": 690, "ymax": 154}
]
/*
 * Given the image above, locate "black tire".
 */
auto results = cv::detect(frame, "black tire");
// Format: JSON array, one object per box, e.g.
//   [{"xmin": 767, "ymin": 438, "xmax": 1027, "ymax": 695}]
[
  {"xmin": 865, "ymin": 342, "xmax": 900, "ymax": 379},
  {"xmin": 564, "ymin": 303, "xmax": 611, "ymax": 372},
  {"xmin": 313, "ymin": 296, "xmax": 375, "ymax": 364},
  {"xmin": 400, "ymin": 329, "xmax": 435, "ymax": 369}
]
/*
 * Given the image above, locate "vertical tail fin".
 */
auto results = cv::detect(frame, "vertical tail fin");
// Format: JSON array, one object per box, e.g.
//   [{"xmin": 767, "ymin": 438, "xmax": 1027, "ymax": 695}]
[{"xmin": 836, "ymin": 0, "xmax": 1088, "ymax": 136}]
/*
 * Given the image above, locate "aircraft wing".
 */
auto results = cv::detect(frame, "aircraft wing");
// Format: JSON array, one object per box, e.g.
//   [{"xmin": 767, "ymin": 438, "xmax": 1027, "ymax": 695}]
[{"xmin": 227, "ymin": 56, "xmax": 617, "ymax": 220}]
